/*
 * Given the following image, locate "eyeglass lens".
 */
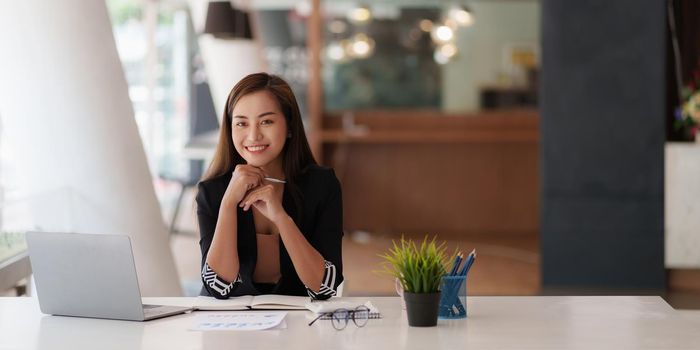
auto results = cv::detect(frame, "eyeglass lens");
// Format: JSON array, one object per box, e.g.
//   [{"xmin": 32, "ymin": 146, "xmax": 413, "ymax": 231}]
[
  {"xmin": 331, "ymin": 309, "xmax": 349, "ymax": 330},
  {"xmin": 352, "ymin": 306, "xmax": 370, "ymax": 327}
]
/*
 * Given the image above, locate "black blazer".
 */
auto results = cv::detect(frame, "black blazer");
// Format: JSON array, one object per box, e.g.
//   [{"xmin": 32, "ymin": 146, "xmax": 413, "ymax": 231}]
[{"xmin": 196, "ymin": 165, "xmax": 344, "ymax": 297}]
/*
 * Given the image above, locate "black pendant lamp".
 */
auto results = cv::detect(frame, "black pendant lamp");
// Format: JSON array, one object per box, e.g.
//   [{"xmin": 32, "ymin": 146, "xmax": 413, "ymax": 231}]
[{"xmin": 203, "ymin": 1, "xmax": 253, "ymax": 39}]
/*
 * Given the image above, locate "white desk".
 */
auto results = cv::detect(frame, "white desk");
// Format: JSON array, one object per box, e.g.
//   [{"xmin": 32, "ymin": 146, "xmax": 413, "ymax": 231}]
[{"xmin": 1, "ymin": 296, "xmax": 698, "ymax": 349}]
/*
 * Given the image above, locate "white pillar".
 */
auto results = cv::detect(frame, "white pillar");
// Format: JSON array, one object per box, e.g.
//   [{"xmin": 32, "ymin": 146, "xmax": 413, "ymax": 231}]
[
  {"xmin": 0, "ymin": 0, "xmax": 182, "ymax": 296},
  {"xmin": 188, "ymin": 0, "xmax": 267, "ymax": 121},
  {"xmin": 199, "ymin": 37, "xmax": 268, "ymax": 121}
]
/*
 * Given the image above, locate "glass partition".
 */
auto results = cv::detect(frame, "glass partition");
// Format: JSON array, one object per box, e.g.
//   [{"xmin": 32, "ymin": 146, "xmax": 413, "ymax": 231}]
[
  {"xmin": 253, "ymin": 1, "xmax": 540, "ymax": 115},
  {"xmin": 320, "ymin": 1, "xmax": 540, "ymax": 112}
]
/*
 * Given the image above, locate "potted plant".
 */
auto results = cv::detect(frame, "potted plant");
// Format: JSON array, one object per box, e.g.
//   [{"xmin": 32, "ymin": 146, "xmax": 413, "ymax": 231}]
[
  {"xmin": 674, "ymin": 61, "xmax": 700, "ymax": 141},
  {"xmin": 379, "ymin": 236, "xmax": 451, "ymax": 327}
]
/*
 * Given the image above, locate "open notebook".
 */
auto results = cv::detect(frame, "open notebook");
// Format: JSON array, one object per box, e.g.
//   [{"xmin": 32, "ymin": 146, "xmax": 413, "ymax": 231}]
[{"xmin": 143, "ymin": 295, "xmax": 310, "ymax": 311}]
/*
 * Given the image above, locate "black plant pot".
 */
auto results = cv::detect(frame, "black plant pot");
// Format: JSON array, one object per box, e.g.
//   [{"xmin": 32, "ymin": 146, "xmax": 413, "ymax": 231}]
[{"xmin": 403, "ymin": 291, "xmax": 441, "ymax": 327}]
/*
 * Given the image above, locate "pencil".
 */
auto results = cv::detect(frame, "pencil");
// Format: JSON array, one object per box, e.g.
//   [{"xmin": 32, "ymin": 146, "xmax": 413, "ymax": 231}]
[
  {"xmin": 459, "ymin": 249, "xmax": 476, "ymax": 276},
  {"xmin": 449, "ymin": 253, "xmax": 463, "ymax": 276}
]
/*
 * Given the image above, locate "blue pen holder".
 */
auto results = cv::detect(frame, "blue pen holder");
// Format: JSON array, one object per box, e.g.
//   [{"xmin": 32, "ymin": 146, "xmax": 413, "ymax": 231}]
[{"xmin": 438, "ymin": 275, "xmax": 467, "ymax": 319}]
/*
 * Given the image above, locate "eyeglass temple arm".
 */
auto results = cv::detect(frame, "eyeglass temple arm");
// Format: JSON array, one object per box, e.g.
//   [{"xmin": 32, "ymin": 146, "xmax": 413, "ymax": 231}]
[{"xmin": 307, "ymin": 312, "xmax": 327, "ymax": 326}]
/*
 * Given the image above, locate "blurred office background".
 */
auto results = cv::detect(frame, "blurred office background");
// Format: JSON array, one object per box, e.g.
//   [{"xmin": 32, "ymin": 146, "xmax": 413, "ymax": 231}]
[{"xmin": 1, "ymin": 0, "xmax": 699, "ymax": 308}]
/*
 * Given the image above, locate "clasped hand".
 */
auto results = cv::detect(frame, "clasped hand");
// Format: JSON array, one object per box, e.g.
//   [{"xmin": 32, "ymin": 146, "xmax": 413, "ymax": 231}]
[{"xmin": 225, "ymin": 164, "xmax": 286, "ymax": 223}]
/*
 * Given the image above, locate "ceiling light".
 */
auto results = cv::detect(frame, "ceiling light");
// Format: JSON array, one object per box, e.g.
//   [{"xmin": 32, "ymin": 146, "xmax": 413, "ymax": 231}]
[
  {"xmin": 431, "ymin": 25, "xmax": 454, "ymax": 44},
  {"xmin": 439, "ymin": 43, "xmax": 458, "ymax": 59},
  {"xmin": 434, "ymin": 50, "xmax": 450, "ymax": 65},
  {"xmin": 347, "ymin": 5, "xmax": 372, "ymax": 23},
  {"xmin": 448, "ymin": 5, "xmax": 474, "ymax": 27},
  {"xmin": 326, "ymin": 41, "xmax": 347, "ymax": 61},
  {"xmin": 203, "ymin": 1, "xmax": 253, "ymax": 39},
  {"xmin": 348, "ymin": 33, "xmax": 375, "ymax": 59},
  {"xmin": 419, "ymin": 19, "xmax": 433, "ymax": 32}
]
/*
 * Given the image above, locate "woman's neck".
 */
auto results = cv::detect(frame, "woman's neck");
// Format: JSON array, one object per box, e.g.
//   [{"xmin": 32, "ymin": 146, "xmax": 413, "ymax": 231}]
[{"xmin": 260, "ymin": 157, "xmax": 285, "ymax": 180}]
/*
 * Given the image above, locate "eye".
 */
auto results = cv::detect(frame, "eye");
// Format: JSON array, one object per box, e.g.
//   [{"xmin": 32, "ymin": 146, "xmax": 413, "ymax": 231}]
[
  {"xmin": 234, "ymin": 121, "xmax": 247, "ymax": 127},
  {"xmin": 260, "ymin": 119, "xmax": 273, "ymax": 125}
]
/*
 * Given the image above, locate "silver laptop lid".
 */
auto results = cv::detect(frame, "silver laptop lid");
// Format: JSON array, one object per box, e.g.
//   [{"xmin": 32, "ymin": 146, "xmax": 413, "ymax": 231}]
[{"xmin": 26, "ymin": 232, "xmax": 145, "ymax": 321}]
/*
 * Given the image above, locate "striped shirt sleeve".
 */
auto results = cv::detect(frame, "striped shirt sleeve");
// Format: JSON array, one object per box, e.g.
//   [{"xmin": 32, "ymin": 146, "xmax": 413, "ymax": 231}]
[
  {"xmin": 306, "ymin": 260, "xmax": 338, "ymax": 300},
  {"xmin": 201, "ymin": 262, "xmax": 242, "ymax": 299}
]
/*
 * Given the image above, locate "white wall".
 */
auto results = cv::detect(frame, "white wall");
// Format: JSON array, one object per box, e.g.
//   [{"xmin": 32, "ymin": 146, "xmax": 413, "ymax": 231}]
[
  {"xmin": 443, "ymin": 1, "xmax": 540, "ymax": 112},
  {"xmin": 666, "ymin": 143, "xmax": 700, "ymax": 268},
  {"xmin": 0, "ymin": 0, "xmax": 181, "ymax": 296}
]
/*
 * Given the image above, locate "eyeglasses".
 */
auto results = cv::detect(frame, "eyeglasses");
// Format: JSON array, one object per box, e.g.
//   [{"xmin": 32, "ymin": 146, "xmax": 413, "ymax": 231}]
[{"xmin": 307, "ymin": 305, "xmax": 371, "ymax": 330}]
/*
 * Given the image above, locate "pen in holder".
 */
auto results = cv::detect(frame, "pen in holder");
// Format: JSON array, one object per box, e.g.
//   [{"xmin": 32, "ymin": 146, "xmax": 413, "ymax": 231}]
[{"xmin": 438, "ymin": 275, "xmax": 467, "ymax": 319}]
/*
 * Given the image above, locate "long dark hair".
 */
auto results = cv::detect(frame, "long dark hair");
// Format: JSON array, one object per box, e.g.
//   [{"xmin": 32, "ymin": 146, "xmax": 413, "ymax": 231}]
[{"xmin": 201, "ymin": 72, "xmax": 316, "ymax": 219}]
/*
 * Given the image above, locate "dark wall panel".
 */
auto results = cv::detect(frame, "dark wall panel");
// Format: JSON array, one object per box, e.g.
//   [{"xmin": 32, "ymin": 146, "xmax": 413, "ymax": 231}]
[{"xmin": 541, "ymin": 0, "xmax": 666, "ymax": 290}]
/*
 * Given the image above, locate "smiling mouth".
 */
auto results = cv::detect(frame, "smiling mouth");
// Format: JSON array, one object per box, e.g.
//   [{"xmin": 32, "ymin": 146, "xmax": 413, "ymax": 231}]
[{"xmin": 245, "ymin": 145, "xmax": 269, "ymax": 153}]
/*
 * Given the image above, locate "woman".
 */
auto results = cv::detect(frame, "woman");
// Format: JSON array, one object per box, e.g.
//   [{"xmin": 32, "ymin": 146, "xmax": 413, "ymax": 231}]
[{"xmin": 197, "ymin": 72, "xmax": 343, "ymax": 300}]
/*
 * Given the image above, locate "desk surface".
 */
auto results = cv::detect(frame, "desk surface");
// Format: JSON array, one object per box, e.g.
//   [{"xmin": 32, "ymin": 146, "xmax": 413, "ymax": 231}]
[{"xmin": 1, "ymin": 296, "xmax": 698, "ymax": 349}]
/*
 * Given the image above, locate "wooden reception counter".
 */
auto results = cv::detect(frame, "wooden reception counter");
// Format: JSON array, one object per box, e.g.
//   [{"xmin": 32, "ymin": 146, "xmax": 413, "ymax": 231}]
[{"xmin": 318, "ymin": 109, "xmax": 539, "ymax": 238}]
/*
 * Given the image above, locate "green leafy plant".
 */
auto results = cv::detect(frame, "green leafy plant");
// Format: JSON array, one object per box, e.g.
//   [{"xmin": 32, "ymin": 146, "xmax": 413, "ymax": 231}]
[
  {"xmin": 674, "ymin": 61, "xmax": 700, "ymax": 141},
  {"xmin": 378, "ymin": 236, "xmax": 452, "ymax": 294}
]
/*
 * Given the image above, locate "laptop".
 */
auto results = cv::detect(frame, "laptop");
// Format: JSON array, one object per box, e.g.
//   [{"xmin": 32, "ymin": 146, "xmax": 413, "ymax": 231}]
[{"xmin": 26, "ymin": 231, "xmax": 192, "ymax": 321}]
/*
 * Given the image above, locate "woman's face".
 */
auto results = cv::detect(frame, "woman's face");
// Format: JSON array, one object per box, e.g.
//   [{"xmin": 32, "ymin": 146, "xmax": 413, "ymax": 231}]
[{"xmin": 230, "ymin": 90, "xmax": 288, "ymax": 169}]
